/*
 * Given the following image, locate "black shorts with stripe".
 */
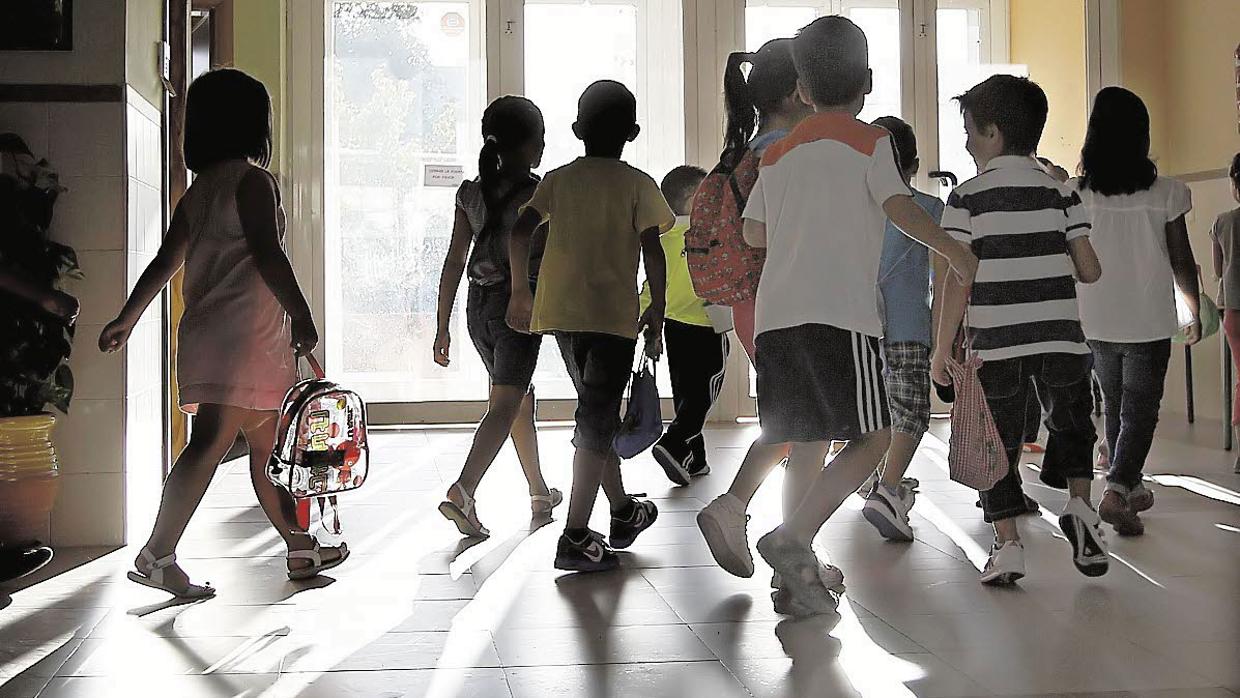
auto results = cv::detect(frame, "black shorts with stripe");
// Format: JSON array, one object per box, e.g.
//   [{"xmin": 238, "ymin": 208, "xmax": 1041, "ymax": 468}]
[{"xmin": 754, "ymin": 323, "xmax": 890, "ymax": 443}]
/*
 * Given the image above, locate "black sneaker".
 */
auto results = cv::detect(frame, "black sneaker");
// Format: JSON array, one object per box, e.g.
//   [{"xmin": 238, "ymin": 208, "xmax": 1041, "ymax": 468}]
[
  {"xmin": 555, "ymin": 529, "xmax": 619, "ymax": 573},
  {"xmin": 652, "ymin": 437, "xmax": 692, "ymax": 486},
  {"xmin": 610, "ymin": 497, "xmax": 659, "ymax": 549},
  {"xmin": 687, "ymin": 437, "xmax": 711, "ymax": 478}
]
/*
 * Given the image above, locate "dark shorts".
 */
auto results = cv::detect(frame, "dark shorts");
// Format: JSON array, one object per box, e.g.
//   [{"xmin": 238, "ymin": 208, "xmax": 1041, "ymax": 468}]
[
  {"xmin": 555, "ymin": 332, "xmax": 637, "ymax": 454},
  {"xmin": 466, "ymin": 284, "xmax": 542, "ymax": 387},
  {"xmin": 755, "ymin": 324, "xmax": 890, "ymax": 443}
]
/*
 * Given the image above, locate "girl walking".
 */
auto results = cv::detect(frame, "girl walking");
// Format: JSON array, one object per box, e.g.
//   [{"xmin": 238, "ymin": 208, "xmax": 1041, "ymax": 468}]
[
  {"xmin": 434, "ymin": 96, "xmax": 561, "ymax": 538},
  {"xmin": 100, "ymin": 69, "xmax": 347, "ymax": 598},
  {"xmin": 1072, "ymin": 86, "xmax": 1202, "ymax": 536},
  {"xmin": 1210, "ymin": 153, "xmax": 1240, "ymax": 473}
]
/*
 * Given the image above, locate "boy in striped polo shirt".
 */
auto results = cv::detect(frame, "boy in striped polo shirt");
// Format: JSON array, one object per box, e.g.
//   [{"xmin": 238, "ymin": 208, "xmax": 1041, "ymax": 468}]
[{"xmin": 932, "ymin": 75, "xmax": 1107, "ymax": 586}]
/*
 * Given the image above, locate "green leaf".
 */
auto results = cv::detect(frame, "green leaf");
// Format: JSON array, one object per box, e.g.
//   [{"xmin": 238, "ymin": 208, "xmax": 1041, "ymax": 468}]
[{"xmin": 51, "ymin": 364, "xmax": 73, "ymax": 414}]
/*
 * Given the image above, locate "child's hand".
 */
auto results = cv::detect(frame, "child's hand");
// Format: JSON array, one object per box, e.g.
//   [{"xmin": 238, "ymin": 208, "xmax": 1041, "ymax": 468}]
[
  {"xmin": 948, "ymin": 243, "xmax": 978, "ymax": 286},
  {"xmin": 433, "ymin": 329, "xmax": 451, "ymax": 367},
  {"xmin": 639, "ymin": 305, "xmax": 664, "ymax": 359},
  {"xmin": 291, "ymin": 314, "xmax": 319, "ymax": 356},
  {"xmin": 1184, "ymin": 315, "xmax": 1203, "ymax": 345},
  {"xmin": 507, "ymin": 291, "xmax": 534, "ymax": 334},
  {"xmin": 98, "ymin": 317, "xmax": 133, "ymax": 353},
  {"xmin": 930, "ymin": 350, "xmax": 951, "ymax": 387}
]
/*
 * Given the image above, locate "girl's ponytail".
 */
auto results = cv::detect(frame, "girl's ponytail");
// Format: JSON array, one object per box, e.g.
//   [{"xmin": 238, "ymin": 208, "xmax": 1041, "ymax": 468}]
[
  {"xmin": 722, "ymin": 51, "xmax": 757, "ymax": 167},
  {"xmin": 478, "ymin": 134, "xmax": 503, "ymax": 213},
  {"xmin": 478, "ymin": 96, "xmax": 544, "ymax": 219}
]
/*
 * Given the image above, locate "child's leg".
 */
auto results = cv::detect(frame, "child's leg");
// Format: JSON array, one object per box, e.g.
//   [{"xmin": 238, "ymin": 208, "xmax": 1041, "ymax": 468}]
[
  {"xmin": 879, "ymin": 342, "xmax": 931, "ymax": 489},
  {"xmin": 566, "ymin": 446, "xmax": 610, "ymax": 530},
  {"xmin": 451, "ymin": 385, "xmax": 529, "ymax": 497},
  {"xmin": 726, "ymin": 441, "xmax": 793, "ymax": 506},
  {"xmin": 782, "ymin": 434, "xmax": 887, "ymax": 545},
  {"xmin": 1032, "ymin": 354, "xmax": 1098, "ymax": 497},
  {"xmin": 662, "ymin": 320, "xmax": 729, "ymax": 448},
  {"xmin": 137, "ymin": 404, "xmax": 249, "ymax": 587},
  {"xmin": 508, "ymin": 388, "xmax": 550, "ymax": 497},
  {"xmin": 782, "ymin": 443, "xmax": 827, "ymax": 519},
  {"xmin": 977, "ymin": 358, "xmax": 1035, "ymax": 542},
  {"xmin": 240, "ymin": 413, "xmax": 346, "ymax": 570}
]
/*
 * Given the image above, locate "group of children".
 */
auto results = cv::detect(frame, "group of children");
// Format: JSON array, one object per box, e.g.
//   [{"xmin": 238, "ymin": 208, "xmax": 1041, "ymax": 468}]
[{"xmin": 98, "ymin": 15, "xmax": 1240, "ymax": 611}]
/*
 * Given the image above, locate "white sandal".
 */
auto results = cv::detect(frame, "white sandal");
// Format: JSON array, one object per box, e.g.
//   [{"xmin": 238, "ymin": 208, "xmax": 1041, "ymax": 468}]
[
  {"xmin": 287, "ymin": 540, "xmax": 350, "ymax": 581},
  {"xmin": 127, "ymin": 549, "xmax": 215, "ymax": 599},
  {"xmin": 531, "ymin": 487, "xmax": 563, "ymax": 515},
  {"xmin": 438, "ymin": 483, "xmax": 490, "ymax": 538}
]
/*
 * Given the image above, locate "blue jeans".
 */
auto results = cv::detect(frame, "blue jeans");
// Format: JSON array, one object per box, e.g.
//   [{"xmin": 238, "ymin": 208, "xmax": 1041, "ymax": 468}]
[
  {"xmin": 978, "ymin": 353, "xmax": 1097, "ymax": 522},
  {"xmin": 1087, "ymin": 339, "xmax": 1171, "ymax": 489}
]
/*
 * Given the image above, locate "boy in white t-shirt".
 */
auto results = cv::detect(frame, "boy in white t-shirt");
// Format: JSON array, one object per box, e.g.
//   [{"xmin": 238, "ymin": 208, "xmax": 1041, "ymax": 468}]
[
  {"xmin": 1072, "ymin": 87, "xmax": 1201, "ymax": 537},
  {"xmin": 699, "ymin": 16, "xmax": 976, "ymax": 616}
]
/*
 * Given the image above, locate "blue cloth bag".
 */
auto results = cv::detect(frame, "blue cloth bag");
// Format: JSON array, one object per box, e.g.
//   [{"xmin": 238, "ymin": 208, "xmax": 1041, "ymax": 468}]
[{"xmin": 613, "ymin": 358, "xmax": 662, "ymax": 459}]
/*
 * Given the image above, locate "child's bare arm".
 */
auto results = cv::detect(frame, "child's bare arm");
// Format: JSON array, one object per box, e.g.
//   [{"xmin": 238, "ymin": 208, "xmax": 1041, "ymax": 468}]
[
  {"xmin": 742, "ymin": 219, "xmax": 767, "ymax": 248},
  {"xmin": 238, "ymin": 168, "xmax": 317, "ymax": 355},
  {"xmin": 1166, "ymin": 215, "xmax": 1202, "ymax": 344},
  {"xmin": 433, "ymin": 207, "xmax": 473, "ymax": 366},
  {"xmin": 1067, "ymin": 238, "xmax": 1102, "ymax": 284},
  {"xmin": 884, "ymin": 195, "xmax": 977, "ymax": 285},
  {"xmin": 0, "ymin": 269, "xmax": 78, "ymax": 322},
  {"xmin": 99, "ymin": 201, "xmax": 191, "ymax": 352},
  {"xmin": 1212, "ymin": 220, "xmax": 1224, "ymax": 279},
  {"xmin": 505, "ymin": 207, "xmax": 542, "ymax": 333},
  {"xmin": 931, "ymin": 268, "xmax": 969, "ymax": 386},
  {"xmin": 639, "ymin": 226, "xmax": 667, "ymax": 358}
]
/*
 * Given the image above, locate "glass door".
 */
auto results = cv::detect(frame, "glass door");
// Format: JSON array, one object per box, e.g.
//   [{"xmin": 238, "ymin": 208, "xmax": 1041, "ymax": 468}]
[{"xmin": 325, "ymin": 1, "xmax": 488, "ymax": 406}]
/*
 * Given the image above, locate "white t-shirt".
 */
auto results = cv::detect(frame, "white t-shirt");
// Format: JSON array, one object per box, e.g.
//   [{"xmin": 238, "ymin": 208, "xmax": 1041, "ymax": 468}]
[
  {"xmin": 743, "ymin": 113, "xmax": 911, "ymax": 338},
  {"xmin": 1071, "ymin": 175, "xmax": 1192, "ymax": 342}
]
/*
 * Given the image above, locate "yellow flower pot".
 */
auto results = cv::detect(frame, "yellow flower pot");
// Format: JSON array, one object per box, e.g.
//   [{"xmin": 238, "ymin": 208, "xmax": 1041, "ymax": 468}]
[{"xmin": 0, "ymin": 414, "xmax": 61, "ymax": 545}]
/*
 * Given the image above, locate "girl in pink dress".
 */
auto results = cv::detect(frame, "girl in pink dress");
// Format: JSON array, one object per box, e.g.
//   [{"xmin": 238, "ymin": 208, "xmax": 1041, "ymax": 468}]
[{"xmin": 100, "ymin": 69, "xmax": 347, "ymax": 598}]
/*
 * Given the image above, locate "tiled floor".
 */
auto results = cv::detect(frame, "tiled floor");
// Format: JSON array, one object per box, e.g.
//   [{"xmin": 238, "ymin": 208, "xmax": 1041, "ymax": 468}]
[{"xmin": 2, "ymin": 419, "xmax": 1238, "ymax": 698}]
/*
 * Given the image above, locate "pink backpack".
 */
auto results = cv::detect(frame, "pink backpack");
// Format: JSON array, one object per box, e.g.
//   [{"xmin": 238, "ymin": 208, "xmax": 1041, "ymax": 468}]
[
  {"xmin": 685, "ymin": 149, "xmax": 765, "ymax": 306},
  {"xmin": 944, "ymin": 345, "xmax": 1008, "ymax": 491}
]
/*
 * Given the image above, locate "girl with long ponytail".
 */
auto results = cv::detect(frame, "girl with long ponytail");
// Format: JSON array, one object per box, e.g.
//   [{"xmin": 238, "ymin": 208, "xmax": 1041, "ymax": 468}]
[{"xmin": 433, "ymin": 96, "xmax": 562, "ymax": 538}]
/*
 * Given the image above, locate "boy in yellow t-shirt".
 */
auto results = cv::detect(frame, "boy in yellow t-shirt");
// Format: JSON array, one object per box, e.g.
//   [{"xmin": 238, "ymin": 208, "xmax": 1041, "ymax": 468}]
[
  {"xmin": 640, "ymin": 166, "xmax": 732, "ymax": 486},
  {"xmin": 507, "ymin": 80, "xmax": 674, "ymax": 573}
]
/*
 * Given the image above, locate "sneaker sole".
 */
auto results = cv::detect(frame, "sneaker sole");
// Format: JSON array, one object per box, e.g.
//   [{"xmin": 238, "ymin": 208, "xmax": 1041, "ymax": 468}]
[
  {"xmin": 554, "ymin": 556, "xmax": 621, "ymax": 573},
  {"xmin": 1059, "ymin": 513, "xmax": 1109, "ymax": 577},
  {"xmin": 862, "ymin": 501, "xmax": 914, "ymax": 542},
  {"xmin": 980, "ymin": 570, "xmax": 1025, "ymax": 586},
  {"xmin": 697, "ymin": 510, "xmax": 754, "ymax": 578},
  {"xmin": 653, "ymin": 445, "xmax": 691, "ymax": 486}
]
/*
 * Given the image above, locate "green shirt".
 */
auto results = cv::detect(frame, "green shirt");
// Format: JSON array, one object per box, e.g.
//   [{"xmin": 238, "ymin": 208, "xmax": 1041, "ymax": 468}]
[{"xmin": 640, "ymin": 217, "xmax": 712, "ymax": 327}]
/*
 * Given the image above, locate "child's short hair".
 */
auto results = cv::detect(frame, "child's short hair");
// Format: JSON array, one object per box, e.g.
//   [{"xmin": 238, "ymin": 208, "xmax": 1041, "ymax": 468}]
[
  {"xmin": 954, "ymin": 75, "xmax": 1048, "ymax": 156},
  {"xmin": 1230, "ymin": 152, "xmax": 1240, "ymax": 189},
  {"xmin": 872, "ymin": 116, "xmax": 917, "ymax": 173},
  {"xmin": 792, "ymin": 16, "xmax": 869, "ymax": 107},
  {"xmin": 184, "ymin": 68, "xmax": 273, "ymax": 173},
  {"xmin": 660, "ymin": 165, "xmax": 708, "ymax": 213},
  {"xmin": 576, "ymin": 80, "xmax": 637, "ymax": 150}
]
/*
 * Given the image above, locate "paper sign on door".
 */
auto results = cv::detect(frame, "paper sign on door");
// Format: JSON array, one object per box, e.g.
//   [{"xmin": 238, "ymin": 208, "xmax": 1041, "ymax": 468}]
[{"xmin": 424, "ymin": 164, "xmax": 465, "ymax": 187}]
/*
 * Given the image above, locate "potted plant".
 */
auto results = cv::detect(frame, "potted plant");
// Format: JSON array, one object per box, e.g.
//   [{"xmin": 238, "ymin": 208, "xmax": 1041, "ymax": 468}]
[{"xmin": 0, "ymin": 133, "xmax": 80, "ymax": 554}]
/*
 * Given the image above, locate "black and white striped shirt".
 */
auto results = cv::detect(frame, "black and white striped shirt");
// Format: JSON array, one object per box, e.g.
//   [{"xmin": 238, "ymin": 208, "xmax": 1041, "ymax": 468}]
[{"xmin": 942, "ymin": 156, "xmax": 1091, "ymax": 361}]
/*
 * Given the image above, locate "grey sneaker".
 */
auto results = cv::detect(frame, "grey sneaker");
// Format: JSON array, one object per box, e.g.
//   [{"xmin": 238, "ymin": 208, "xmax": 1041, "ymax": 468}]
[
  {"xmin": 756, "ymin": 526, "xmax": 837, "ymax": 616},
  {"xmin": 698, "ymin": 494, "xmax": 754, "ymax": 577},
  {"xmin": 863, "ymin": 483, "xmax": 914, "ymax": 542},
  {"xmin": 771, "ymin": 561, "xmax": 845, "ymax": 594}
]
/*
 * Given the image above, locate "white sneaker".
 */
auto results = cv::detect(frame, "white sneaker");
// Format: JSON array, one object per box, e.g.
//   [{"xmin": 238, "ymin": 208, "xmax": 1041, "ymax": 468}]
[
  {"xmin": 1059, "ymin": 497, "xmax": 1109, "ymax": 578},
  {"xmin": 771, "ymin": 561, "xmax": 845, "ymax": 594},
  {"xmin": 862, "ymin": 483, "xmax": 914, "ymax": 542},
  {"xmin": 697, "ymin": 494, "xmax": 754, "ymax": 577},
  {"xmin": 979, "ymin": 540, "xmax": 1025, "ymax": 585}
]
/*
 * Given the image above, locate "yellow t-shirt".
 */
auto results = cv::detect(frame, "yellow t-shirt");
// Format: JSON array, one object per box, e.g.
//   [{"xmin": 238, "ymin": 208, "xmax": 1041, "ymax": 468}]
[
  {"xmin": 639, "ymin": 217, "xmax": 712, "ymax": 327},
  {"xmin": 522, "ymin": 157, "xmax": 676, "ymax": 339}
]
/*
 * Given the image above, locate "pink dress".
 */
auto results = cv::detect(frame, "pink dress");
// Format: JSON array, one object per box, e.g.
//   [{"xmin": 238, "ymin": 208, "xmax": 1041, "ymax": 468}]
[{"xmin": 177, "ymin": 159, "xmax": 296, "ymax": 413}]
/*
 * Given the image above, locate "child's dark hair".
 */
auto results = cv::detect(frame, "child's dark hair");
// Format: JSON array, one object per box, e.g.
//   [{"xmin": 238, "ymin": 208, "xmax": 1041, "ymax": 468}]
[
  {"xmin": 1078, "ymin": 87, "xmax": 1157, "ymax": 196},
  {"xmin": 661, "ymin": 165, "xmax": 708, "ymax": 213},
  {"xmin": 576, "ymin": 80, "xmax": 636, "ymax": 153},
  {"xmin": 722, "ymin": 38, "xmax": 798, "ymax": 166},
  {"xmin": 183, "ymin": 68, "xmax": 273, "ymax": 173},
  {"xmin": 1230, "ymin": 152, "xmax": 1240, "ymax": 190},
  {"xmin": 954, "ymin": 75, "xmax": 1047, "ymax": 157},
  {"xmin": 792, "ymin": 16, "xmax": 869, "ymax": 107},
  {"xmin": 479, "ymin": 96, "xmax": 544, "ymax": 213},
  {"xmin": 872, "ymin": 116, "xmax": 917, "ymax": 173}
]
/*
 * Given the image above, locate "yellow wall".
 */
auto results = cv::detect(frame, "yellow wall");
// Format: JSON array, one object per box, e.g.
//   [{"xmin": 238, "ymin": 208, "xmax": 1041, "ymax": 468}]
[
  {"xmin": 125, "ymin": 0, "xmax": 165, "ymax": 109},
  {"xmin": 233, "ymin": 0, "xmax": 288, "ymax": 174},
  {"xmin": 1009, "ymin": 0, "xmax": 1088, "ymax": 170}
]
